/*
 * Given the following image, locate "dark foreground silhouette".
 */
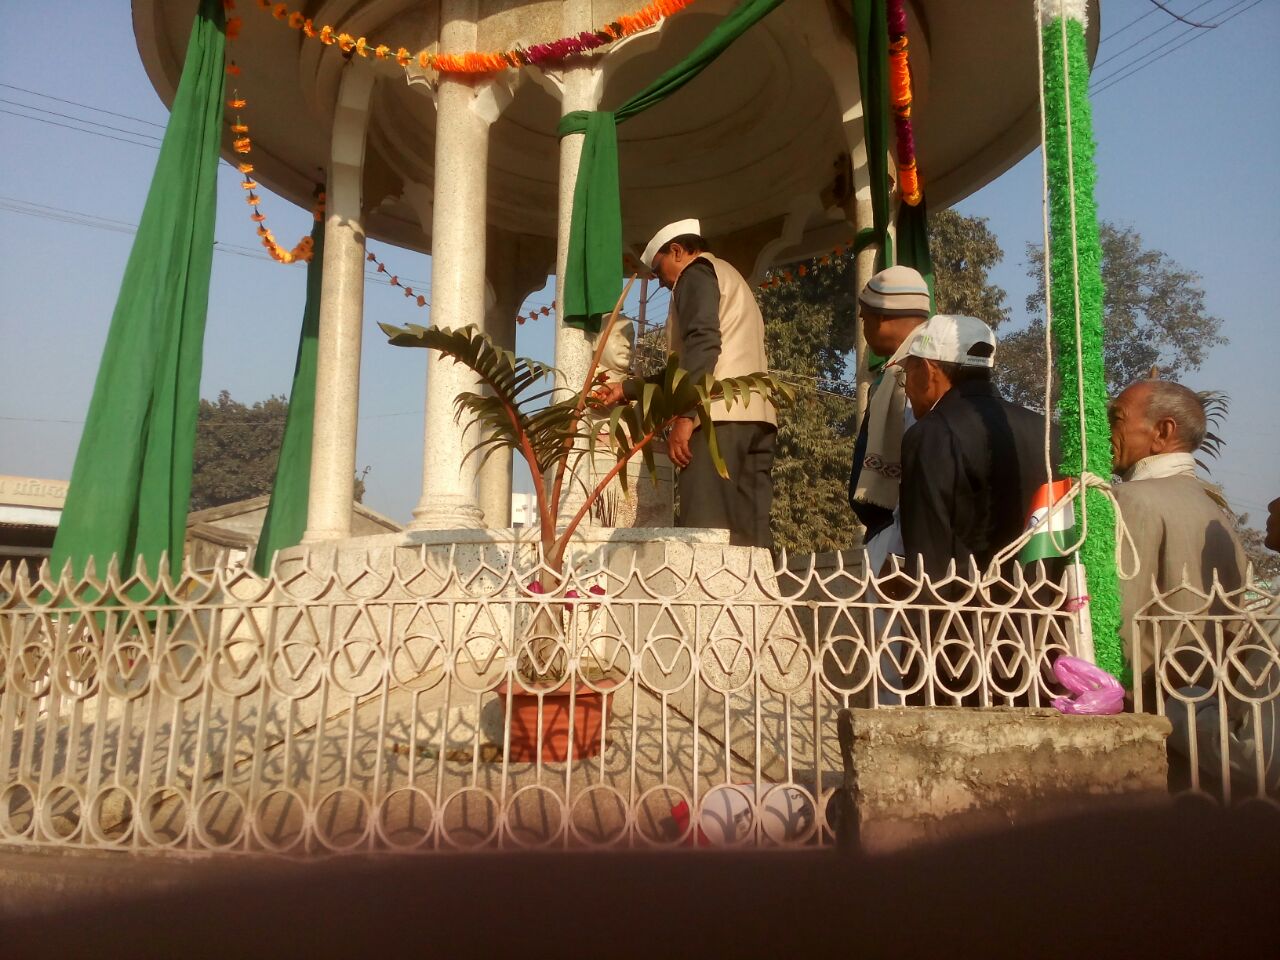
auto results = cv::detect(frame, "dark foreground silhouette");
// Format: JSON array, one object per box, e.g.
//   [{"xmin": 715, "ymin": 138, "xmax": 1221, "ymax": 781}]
[{"xmin": 3, "ymin": 802, "xmax": 1277, "ymax": 958}]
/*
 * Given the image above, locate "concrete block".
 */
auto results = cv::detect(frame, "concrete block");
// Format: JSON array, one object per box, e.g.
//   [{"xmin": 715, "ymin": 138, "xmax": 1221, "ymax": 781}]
[{"xmin": 846, "ymin": 707, "xmax": 1171, "ymax": 854}]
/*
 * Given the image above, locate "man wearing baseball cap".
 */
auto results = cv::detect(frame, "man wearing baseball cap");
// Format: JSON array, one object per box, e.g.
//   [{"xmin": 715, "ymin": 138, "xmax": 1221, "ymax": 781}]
[
  {"xmin": 847, "ymin": 265, "xmax": 933, "ymax": 574},
  {"xmin": 898, "ymin": 314, "xmax": 1050, "ymax": 581},
  {"xmin": 601, "ymin": 218, "xmax": 776, "ymax": 548}
]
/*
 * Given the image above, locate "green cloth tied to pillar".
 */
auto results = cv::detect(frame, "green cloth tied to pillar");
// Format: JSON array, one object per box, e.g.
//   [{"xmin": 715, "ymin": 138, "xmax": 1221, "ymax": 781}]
[
  {"xmin": 850, "ymin": 0, "xmax": 934, "ymax": 370},
  {"xmin": 50, "ymin": 0, "xmax": 226, "ymax": 584},
  {"xmin": 253, "ymin": 214, "xmax": 325, "ymax": 577},
  {"xmin": 850, "ymin": 0, "xmax": 893, "ymax": 269},
  {"xmin": 557, "ymin": 0, "xmax": 787, "ymax": 330},
  {"xmin": 896, "ymin": 197, "xmax": 934, "ymax": 300}
]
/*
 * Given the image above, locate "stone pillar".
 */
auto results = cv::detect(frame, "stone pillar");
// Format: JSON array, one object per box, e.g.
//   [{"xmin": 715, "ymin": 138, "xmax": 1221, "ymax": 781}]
[
  {"xmin": 552, "ymin": 0, "xmax": 606, "ymax": 522},
  {"xmin": 479, "ymin": 232, "xmax": 555, "ymax": 528},
  {"xmin": 303, "ymin": 63, "xmax": 375, "ymax": 543},
  {"xmin": 478, "ymin": 283, "xmax": 517, "ymax": 529},
  {"xmin": 411, "ymin": 1, "xmax": 493, "ymax": 531}
]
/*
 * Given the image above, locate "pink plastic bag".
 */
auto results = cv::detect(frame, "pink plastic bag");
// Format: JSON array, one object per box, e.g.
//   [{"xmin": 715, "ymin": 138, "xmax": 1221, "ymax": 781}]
[{"xmin": 1051, "ymin": 656, "xmax": 1124, "ymax": 715}]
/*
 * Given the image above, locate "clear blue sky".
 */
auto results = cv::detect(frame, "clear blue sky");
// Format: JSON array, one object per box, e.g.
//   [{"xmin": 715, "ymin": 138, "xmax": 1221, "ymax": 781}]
[{"xmin": 1, "ymin": 1, "xmax": 1276, "ymax": 529}]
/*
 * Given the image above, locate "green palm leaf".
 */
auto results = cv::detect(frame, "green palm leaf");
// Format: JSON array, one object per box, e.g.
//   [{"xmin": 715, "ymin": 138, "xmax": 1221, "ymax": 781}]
[{"xmin": 382, "ymin": 323, "xmax": 794, "ymax": 541}]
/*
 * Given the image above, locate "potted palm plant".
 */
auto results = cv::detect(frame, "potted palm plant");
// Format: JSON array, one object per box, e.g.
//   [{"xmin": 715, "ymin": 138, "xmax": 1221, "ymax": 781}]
[{"xmin": 380, "ymin": 289, "xmax": 792, "ymax": 762}]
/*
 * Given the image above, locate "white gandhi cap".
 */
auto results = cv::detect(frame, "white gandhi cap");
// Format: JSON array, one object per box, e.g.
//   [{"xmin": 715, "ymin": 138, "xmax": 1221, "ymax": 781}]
[
  {"xmin": 642, "ymin": 219, "xmax": 701, "ymax": 269},
  {"xmin": 906, "ymin": 314, "xmax": 998, "ymax": 368}
]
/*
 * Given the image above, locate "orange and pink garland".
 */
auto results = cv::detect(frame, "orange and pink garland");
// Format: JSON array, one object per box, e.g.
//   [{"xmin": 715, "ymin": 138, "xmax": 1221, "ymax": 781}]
[
  {"xmin": 251, "ymin": 0, "xmax": 698, "ymax": 75},
  {"xmin": 887, "ymin": 0, "xmax": 922, "ymax": 206}
]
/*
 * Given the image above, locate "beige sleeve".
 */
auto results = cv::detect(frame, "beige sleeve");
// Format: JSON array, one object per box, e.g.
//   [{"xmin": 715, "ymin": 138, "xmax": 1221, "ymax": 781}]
[{"xmin": 1114, "ymin": 483, "xmax": 1164, "ymax": 677}]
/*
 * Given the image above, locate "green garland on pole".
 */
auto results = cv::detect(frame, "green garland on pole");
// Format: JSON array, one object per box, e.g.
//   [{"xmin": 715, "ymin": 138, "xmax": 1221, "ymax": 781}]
[{"xmin": 1040, "ymin": 2, "xmax": 1124, "ymax": 677}]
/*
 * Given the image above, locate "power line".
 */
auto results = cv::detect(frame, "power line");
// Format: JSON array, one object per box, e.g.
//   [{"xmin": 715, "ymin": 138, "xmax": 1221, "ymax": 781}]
[
  {"xmin": 1099, "ymin": 3, "xmax": 1164, "ymax": 46},
  {"xmin": 1093, "ymin": 0, "xmax": 1261, "ymax": 94},
  {"xmin": 1093, "ymin": 0, "xmax": 1224, "ymax": 71},
  {"xmin": 0, "ymin": 197, "xmax": 138, "ymax": 235},
  {"xmin": 0, "ymin": 82, "xmax": 168, "ymax": 129},
  {"xmin": 0, "ymin": 106, "xmax": 161, "ymax": 150},
  {"xmin": 1146, "ymin": 0, "xmax": 1219, "ymax": 29},
  {"xmin": 0, "ymin": 409, "xmax": 425, "ymax": 427},
  {"xmin": 0, "ymin": 194, "xmax": 429, "ymax": 292},
  {"xmin": 0, "ymin": 97, "xmax": 163, "ymax": 142},
  {"xmin": 0, "ymin": 93, "xmax": 254, "ymax": 177}
]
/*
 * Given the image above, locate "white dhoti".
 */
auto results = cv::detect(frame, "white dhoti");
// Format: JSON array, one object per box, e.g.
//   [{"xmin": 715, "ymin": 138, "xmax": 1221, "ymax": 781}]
[{"xmin": 863, "ymin": 512, "xmax": 908, "ymax": 705}]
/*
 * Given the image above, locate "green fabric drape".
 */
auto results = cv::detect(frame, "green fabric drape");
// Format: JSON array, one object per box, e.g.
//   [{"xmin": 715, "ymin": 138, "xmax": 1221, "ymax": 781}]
[
  {"xmin": 559, "ymin": 112, "xmax": 621, "ymax": 332},
  {"xmin": 49, "ymin": 0, "xmax": 226, "ymax": 584},
  {"xmin": 557, "ymin": 0, "xmax": 788, "ymax": 330},
  {"xmin": 850, "ymin": 0, "xmax": 893, "ymax": 269},
  {"xmin": 896, "ymin": 196, "xmax": 934, "ymax": 304},
  {"xmin": 253, "ymin": 215, "xmax": 325, "ymax": 577},
  {"xmin": 851, "ymin": 0, "xmax": 934, "ymax": 371},
  {"xmin": 852, "ymin": 0, "xmax": 935, "ymax": 294}
]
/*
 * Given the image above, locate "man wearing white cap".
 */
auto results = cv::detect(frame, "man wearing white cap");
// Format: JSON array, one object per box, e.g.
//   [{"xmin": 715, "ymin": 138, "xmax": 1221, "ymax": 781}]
[
  {"xmin": 847, "ymin": 265, "xmax": 933, "ymax": 573},
  {"xmin": 899, "ymin": 314, "xmax": 1049, "ymax": 580},
  {"xmin": 602, "ymin": 219, "xmax": 776, "ymax": 547}
]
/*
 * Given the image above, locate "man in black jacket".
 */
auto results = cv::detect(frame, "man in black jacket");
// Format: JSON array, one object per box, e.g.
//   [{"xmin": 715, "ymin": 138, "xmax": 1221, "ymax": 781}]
[{"xmin": 898, "ymin": 315, "xmax": 1052, "ymax": 582}]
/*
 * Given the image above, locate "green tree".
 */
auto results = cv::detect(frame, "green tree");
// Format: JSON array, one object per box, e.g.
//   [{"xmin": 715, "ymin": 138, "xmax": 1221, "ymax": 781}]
[
  {"xmin": 191, "ymin": 391, "xmax": 288, "ymax": 511},
  {"xmin": 762, "ymin": 301, "xmax": 858, "ymax": 553},
  {"xmin": 998, "ymin": 222, "xmax": 1227, "ymax": 409},
  {"xmin": 1194, "ymin": 392, "xmax": 1276, "ymax": 580},
  {"xmin": 929, "ymin": 209, "xmax": 1010, "ymax": 325},
  {"xmin": 1232, "ymin": 512, "xmax": 1280, "ymax": 581},
  {"xmin": 191, "ymin": 390, "xmax": 366, "ymax": 512},
  {"xmin": 760, "ymin": 251, "xmax": 861, "ymax": 353}
]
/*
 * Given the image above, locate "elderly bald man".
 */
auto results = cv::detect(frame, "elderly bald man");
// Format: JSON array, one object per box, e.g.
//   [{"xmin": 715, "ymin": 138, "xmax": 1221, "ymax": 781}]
[{"xmin": 1109, "ymin": 378, "xmax": 1246, "ymax": 683}]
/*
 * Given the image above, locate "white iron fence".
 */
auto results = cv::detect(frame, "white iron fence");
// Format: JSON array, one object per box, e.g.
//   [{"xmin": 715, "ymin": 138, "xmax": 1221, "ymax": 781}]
[
  {"xmin": 1134, "ymin": 573, "xmax": 1280, "ymax": 804},
  {"xmin": 0, "ymin": 548, "xmax": 1273, "ymax": 855}
]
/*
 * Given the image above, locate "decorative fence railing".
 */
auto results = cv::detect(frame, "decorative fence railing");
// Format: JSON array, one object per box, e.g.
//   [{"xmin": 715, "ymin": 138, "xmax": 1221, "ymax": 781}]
[
  {"xmin": 1133, "ymin": 573, "xmax": 1279, "ymax": 805},
  {"xmin": 0, "ymin": 547, "xmax": 1274, "ymax": 855}
]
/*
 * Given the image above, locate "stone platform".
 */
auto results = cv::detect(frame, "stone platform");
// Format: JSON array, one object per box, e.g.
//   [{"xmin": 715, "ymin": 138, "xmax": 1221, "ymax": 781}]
[{"xmin": 843, "ymin": 707, "xmax": 1172, "ymax": 854}]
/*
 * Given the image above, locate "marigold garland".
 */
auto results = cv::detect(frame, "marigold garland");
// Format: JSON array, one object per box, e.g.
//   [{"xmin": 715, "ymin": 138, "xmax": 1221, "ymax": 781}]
[
  {"xmin": 517, "ymin": 304, "xmax": 553, "ymax": 325},
  {"xmin": 364, "ymin": 251, "xmax": 428, "ymax": 308},
  {"xmin": 223, "ymin": 0, "xmax": 321, "ymax": 264},
  {"xmin": 362, "ymin": 248, "xmax": 553, "ymax": 322},
  {"xmin": 252, "ymin": 0, "xmax": 698, "ymax": 75},
  {"xmin": 886, "ymin": 0, "xmax": 923, "ymax": 206},
  {"xmin": 757, "ymin": 242, "xmax": 853, "ymax": 291}
]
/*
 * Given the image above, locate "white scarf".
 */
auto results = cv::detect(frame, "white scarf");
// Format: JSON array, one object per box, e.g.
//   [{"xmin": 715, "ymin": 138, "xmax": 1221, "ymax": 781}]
[
  {"xmin": 1124, "ymin": 451, "xmax": 1196, "ymax": 482},
  {"xmin": 1123, "ymin": 452, "xmax": 1231, "ymax": 512},
  {"xmin": 853, "ymin": 332, "xmax": 918, "ymax": 511}
]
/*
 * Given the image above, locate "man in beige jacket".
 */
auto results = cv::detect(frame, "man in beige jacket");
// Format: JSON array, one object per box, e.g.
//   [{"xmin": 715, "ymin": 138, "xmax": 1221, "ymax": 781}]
[
  {"xmin": 1110, "ymin": 378, "xmax": 1246, "ymax": 687},
  {"xmin": 602, "ymin": 219, "xmax": 776, "ymax": 548}
]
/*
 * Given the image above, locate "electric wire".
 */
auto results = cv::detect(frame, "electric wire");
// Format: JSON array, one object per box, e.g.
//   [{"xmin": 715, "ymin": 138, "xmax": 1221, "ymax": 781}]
[
  {"xmin": 0, "ymin": 97, "xmax": 164, "ymax": 142},
  {"xmin": 1092, "ymin": 0, "xmax": 1226, "ymax": 70},
  {"xmin": 0, "ymin": 82, "xmax": 168, "ymax": 129},
  {"xmin": 1099, "ymin": 2, "xmax": 1164, "ymax": 45},
  {"xmin": 0, "ymin": 195, "xmax": 429, "ymax": 293},
  {"xmin": 0, "ymin": 106, "xmax": 161, "ymax": 150},
  {"xmin": 1145, "ymin": 0, "xmax": 1219, "ymax": 29},
  {"xmin": 1093, "ymin": 0, "xmax": 1262, "ymax": 94}
]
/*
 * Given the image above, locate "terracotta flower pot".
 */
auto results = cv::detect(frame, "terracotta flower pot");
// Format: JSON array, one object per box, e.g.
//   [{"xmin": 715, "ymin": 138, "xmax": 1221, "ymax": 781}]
[{"xmin": 498, "ymin": 680, "xmax": 608, "ymax": 763}]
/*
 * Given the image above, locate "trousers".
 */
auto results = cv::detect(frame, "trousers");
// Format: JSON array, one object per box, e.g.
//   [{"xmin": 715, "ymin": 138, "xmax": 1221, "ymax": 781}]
[{"xmin": 677, "ymin": 422, "xmax": 776, "ymax": 549}]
